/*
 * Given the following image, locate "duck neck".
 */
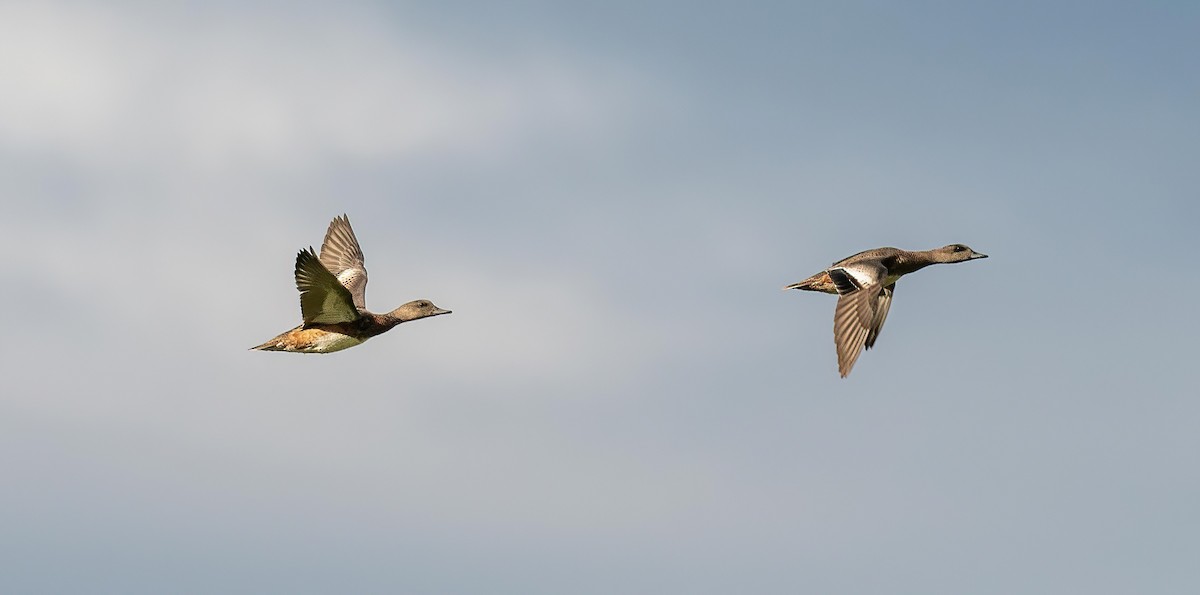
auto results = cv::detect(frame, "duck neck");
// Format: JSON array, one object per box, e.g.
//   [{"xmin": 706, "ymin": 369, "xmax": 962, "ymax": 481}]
[
  {"xmin": 892, "ymin": 251, "xmax": 939, "ymax": 276},
  {"xmin": 358, "ymin": 311, "xmax": 403, "ymax": 337}
]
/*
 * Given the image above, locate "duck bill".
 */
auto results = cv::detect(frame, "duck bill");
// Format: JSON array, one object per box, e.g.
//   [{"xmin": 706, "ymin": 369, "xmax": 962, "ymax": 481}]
[
  {"xmin": 432, "ymin": 308, "xmax": 452, "ymax": 316},
  {"xmin": 969, "ymin": 252, "xmax": 989, "ymax": 260}
]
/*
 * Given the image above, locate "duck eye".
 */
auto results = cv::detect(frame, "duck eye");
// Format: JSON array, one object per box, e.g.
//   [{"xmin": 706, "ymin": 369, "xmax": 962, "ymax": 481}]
[{"xmin": 953, "ymin": 245, "xmax": 965, "ymax": 252}]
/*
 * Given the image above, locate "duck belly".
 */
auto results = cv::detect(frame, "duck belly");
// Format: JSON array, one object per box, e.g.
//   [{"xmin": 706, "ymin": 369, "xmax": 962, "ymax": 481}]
[{"xmin": 303, "ymin": 331, "xmax": 365, "ymax": 353}]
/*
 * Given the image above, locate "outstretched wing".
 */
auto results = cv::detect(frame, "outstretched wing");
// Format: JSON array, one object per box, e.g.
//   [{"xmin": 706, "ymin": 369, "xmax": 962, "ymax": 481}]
[
  {"xmin": 295, "ymin": 247, "xmax": 361, "ymax": 325},
  {"xmin": 318, "ymin": 214, "xmax": 368, "ymax": 311},
  {"xmin": 828, "ymin": 263, "xmax": 887, "ymax": 377}
]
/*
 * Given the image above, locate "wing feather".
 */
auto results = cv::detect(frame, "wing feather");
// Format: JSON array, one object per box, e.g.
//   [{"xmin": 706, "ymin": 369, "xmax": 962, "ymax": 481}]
[
  {"xmin": 865, "ymin": 283, "xmax": 895, "ymax": 349},
  {"xmin": 830, "ymin": 262, "xmax": 887, "ymax": 377},
  {"xmin": 318, "ymin": 214, "xmax": 368, "ymax": 311},
  {"xmin": 295, "ymin": 247, "xmax": 361, "ymax": 325}
]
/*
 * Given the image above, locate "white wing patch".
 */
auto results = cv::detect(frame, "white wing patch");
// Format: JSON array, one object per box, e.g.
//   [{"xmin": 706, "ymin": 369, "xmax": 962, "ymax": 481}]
[
  {"xmin": 828, "ymin": 263, "xmax": 886, "ymax": 296},
  {"xmin": 838, "ymin": 263, "xmax": 885, "ymax": 288}
]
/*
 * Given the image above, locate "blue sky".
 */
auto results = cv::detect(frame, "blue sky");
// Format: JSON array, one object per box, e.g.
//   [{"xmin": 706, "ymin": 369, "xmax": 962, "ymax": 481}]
[{"xmin": 2, "ymin": 1, "xmax": 1198, "ymax": 593}]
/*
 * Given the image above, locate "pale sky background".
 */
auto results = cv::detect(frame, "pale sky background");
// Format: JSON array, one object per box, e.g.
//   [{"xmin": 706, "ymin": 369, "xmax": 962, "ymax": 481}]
[{"xmin": 2, "ymin": 1, "xmax": 1198, "ymax": 593}]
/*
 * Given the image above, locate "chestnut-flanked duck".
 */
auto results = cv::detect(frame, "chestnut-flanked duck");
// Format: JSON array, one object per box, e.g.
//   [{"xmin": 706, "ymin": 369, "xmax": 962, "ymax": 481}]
[
  {"xmin": 785, "ymin": 244, "xmax": 987, "ymax": 377},
  {"xmin": 252, "ymin": 215, "xmax": 451, "ymax": 353}
]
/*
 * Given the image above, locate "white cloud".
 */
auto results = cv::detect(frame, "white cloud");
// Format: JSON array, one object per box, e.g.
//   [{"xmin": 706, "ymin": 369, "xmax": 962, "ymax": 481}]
[{"xmin": 0, "ymin": 2, "xmax": 643, "ymax": 177}]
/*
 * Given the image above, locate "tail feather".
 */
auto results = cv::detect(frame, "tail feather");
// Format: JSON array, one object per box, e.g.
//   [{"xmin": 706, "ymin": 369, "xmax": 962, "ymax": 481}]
[{"xmin": 783, "ymin": 272, "xmax": 838, "ymax": 294}]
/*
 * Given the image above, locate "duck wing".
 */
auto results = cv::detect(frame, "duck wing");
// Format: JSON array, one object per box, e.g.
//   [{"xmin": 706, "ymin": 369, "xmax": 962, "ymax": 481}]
[
  {"xmin": 865, "ymin": 283, "xmax": 895, "ymax": 349},
  {"xmin": 828, "ymin": 263, "xmax": 888, "ymax": 377},
  {"xmin": 295, "ymin": 247, "xmax": 361, "ymax": 325},
  {"xmin": 318, "ymin": 214, "xmax": 368, "ymax": 311}
]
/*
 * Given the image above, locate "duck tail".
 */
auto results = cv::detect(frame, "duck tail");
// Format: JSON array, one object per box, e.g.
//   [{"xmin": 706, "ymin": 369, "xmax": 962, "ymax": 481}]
[{"xmin": 783, "ymin": 272, "xmax": 838, "ymax": 294}]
